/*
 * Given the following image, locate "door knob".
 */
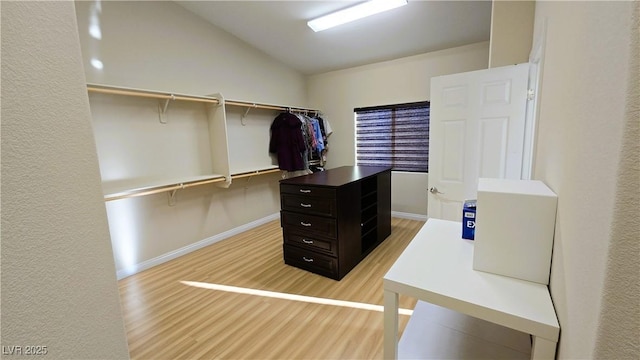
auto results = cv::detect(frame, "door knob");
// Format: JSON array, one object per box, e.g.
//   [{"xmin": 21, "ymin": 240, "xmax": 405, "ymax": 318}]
[{"xmin": 429, "ymin": 187, "xmax": 445, "ymax": 194}]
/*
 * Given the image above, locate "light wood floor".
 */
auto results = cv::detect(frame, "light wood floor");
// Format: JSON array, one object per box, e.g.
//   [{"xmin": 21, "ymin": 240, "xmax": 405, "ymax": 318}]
[{"xmin": 118, "ymin": 217, "xmax": 425, "ymax": 359}]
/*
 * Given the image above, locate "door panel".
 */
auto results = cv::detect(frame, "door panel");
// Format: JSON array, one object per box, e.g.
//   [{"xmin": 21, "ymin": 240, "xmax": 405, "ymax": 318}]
[
  {"xmin": 479, "ymin": 117, "xmax": 508, "ymax": 178},
  {"xmin": 481, "ymin": 80, "xmax": 512, "ymax": 105},
  {"xmin": 442, "ymin": 120, "xmax": 465, "ymax": 182},
  {"xmin": 440, "ymin": 202, "xmax": 462, "ymax": 222},
  {"xmin": 442, "ymin": 86, "xmax": 468, "ymax": 107},
  {"xmin": 428, "ymin": 63, "xmax": 529, "ymax": 221}
]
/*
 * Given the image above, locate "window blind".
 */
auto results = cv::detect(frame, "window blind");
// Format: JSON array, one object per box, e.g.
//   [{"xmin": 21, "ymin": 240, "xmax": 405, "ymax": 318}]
[{"xmin": 355, "ymin": 101, "xmax": 430, "ymax": 172}]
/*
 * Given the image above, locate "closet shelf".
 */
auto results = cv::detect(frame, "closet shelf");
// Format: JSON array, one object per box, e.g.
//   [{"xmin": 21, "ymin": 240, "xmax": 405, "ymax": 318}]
[
  {"xmin": 103, "ymin": 174, "xmax": 227, "ymax": 202},
  {"xmin": 102, "ymin": 168, "xmax": 282, "ymax": 202},
  {"xmin": 86, "ymin": 84, "xmax": 315, "ymax": 112},
  {"xmin": 88, "ymin": 83, "xmax": 319, "ymax": 203},
  {"xmin": 87, "ymin": 83, "xmax": 220, "ymax": 105},
  {"xmin": 230, "ymin": 167, "xmax": 281, "ymax": 180},
  {"xmin": 224, "ymin": 99, "xmax": 318, "ymax": 114}
]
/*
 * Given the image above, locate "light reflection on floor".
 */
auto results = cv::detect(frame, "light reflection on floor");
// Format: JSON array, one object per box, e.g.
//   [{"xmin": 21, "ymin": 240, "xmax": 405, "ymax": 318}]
[{"xmin": 181, "ymin": 280, "xmax": 414, "ymax": 315}]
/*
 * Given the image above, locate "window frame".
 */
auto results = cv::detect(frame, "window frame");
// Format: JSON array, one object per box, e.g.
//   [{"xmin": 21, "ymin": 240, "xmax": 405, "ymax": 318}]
[{"xmin": 354, "ymin": 101, "xmax": 430, "ymax": 173}]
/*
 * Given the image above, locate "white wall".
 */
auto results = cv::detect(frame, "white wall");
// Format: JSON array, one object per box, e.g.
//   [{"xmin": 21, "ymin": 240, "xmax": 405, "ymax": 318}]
[
  {"xmin": 489, "ymin": 0, "xmax": 535, "ymax": 68},
  {"xmin": 308, "ymin": 42, "xmax": 490, "ymax": 216},
  {"xmin": 74, "ymin": 1, "xmax": 308, "ymax": 276},
  {"xmin": 532, "ymin": 1, "xmax": 638, "ymax": 359},
  {"xmin": 1, "ymin": 2, "xmax": 130, "ymax": 358},
  {"xmin": 75, "ymin": 1, "xmax": 307, "ymax": 105}
]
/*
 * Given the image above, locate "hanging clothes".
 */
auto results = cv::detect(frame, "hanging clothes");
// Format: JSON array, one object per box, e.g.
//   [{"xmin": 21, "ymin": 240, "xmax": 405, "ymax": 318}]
[
  {"xmin": 313, "ymin": 114, "xmax": 332, "ymax": 166},
  {"xmin": 309, "ymin": 117, "xmax": 325, "ymax": 155},
  {"xmin": 269, "ymin": 112, "xmax": 306, "ymax": 171},
  {"xmin": 316, "ymin": 115, "xmax": 332, "ymax": 142},
  {"xmin": 269, "ymin": 111, "xmax": 333, "ymax": 175},
  {"xmin": 295, "ymin": 113, "xmax": 313, "ymax": 171}
]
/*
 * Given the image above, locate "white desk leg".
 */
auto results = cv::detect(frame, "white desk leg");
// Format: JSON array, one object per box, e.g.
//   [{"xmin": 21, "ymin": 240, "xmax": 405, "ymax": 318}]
[
  {"xmin": 384, "ymin": 290, "xmax": 399, "ymax": 360},
  {"xmin": 531, "ymin": 336, "xmax": 557, "ymax": 360}
]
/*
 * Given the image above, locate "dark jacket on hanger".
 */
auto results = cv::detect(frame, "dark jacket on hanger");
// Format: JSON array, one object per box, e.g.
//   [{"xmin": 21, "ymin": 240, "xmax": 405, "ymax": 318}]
[{"xmin": 269, "ymin": 112, "xmax": 306, "ymax": 171}]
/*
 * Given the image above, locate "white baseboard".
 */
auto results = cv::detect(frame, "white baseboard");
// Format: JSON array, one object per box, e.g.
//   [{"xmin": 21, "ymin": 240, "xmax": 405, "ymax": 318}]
[
  {"xmin": 116, "ymin": 213, "xmax": 281, "ymax": 280},
  {"xmin": 392, "ymin": 211, "xmax": 428, "ymax": 222}
]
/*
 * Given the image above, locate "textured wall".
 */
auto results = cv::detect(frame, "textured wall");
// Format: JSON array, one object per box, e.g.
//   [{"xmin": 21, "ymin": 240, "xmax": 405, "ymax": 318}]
[
  {"xmin": 594, "ymin": 2, "xmax": 640, "ymax": 358},
  {"xmin": 532, "ymin": 1, "xmax": 637, "ymax": 358},
  {"xmin": 1, "ymin": 1, "xmax": 130, "ymax": 359}
]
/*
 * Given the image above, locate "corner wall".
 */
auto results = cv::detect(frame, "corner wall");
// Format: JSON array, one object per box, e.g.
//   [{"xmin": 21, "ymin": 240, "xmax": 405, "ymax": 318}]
[
  {"xmin": 532, "ymin": 1, "xmax": 638, "ymax": 358},
  {"xmin": 308, "ymin": 42, "xmax": 490, "ymax": 216},
  {"xmin": 1, "ymin": 2, "xmax": 130, "ymax": 358}
]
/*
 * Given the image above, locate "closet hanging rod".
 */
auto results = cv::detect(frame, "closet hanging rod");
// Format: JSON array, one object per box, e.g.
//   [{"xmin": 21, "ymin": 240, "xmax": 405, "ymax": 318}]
[
  {"xmin": 87, "ymin": 84, "xmax": 220, "ymax": 104},
  {"xmin": 104, "ymin": 176, "xmax": 227, "ymax": 202},
  {"xmin": 230, "ymin": 168, "xmax": 281, "ymax": 180},
  {"xmin": 225, "ymin": 100, "xmax": 317, "ymax": 114},
  {"xmin": 105, "ymin": 183, "xmax": 184, "ymax": 202},
  {"xmin": 180, "ymin": 176, "xmax": 228, "ymax": 189}
]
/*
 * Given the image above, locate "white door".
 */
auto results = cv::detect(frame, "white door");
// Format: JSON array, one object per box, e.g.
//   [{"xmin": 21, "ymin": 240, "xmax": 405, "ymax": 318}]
[{"xmin": 427, "ymin": 63, "xmax": 530, "ymax": 221}]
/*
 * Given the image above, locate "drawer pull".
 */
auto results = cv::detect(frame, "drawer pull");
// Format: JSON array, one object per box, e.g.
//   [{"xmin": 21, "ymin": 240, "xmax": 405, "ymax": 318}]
[
  {"xmin": 302, "ymin": 239, "xmax": 314, "ymax": 244},
  {"xmin": 303, "ymin": 256, "xmax": 314, "ymax": 262},
  {"xmin": 300, "ymin": 203, "xmax": 312, "ymax": 208},
  {"xmin": 300, "ymin": 221, "xmax": 312, "ymax": 227},
  {"xmin": 299, "ymin": 189, "xmax": 311, "ymax": 193}
]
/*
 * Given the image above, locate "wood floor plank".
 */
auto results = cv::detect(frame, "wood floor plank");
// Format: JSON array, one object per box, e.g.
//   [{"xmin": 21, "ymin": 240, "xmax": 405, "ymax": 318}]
[{"xmin": 119, "ymin": 217, "xmax": 425, "ymax": 359}]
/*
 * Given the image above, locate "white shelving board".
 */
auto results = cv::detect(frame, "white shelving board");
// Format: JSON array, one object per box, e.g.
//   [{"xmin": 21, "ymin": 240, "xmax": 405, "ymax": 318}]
[
  {"xmin": 102, "ymin": 174, "xmax": 226, "ymax": 200},
  {"xmin": 384, "ymin": 219, "xmax": 559, "ymax": 360},
  {"xmin": 88, "ymin": 84, "xmax": 317, "ymax": 201},
  {"xmin": 231, "ymin": 166, "xmax": 280, "ymax": 177},
  {"xmin": 399, "ymin": 301, "xmax": 531, "ymax": 359}
]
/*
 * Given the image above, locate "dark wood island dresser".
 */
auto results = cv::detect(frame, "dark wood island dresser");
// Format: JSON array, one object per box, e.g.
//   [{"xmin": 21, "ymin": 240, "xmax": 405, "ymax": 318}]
[{"xmin": 279, "ymin": 166, "xmax": 391, "ymax": 280}]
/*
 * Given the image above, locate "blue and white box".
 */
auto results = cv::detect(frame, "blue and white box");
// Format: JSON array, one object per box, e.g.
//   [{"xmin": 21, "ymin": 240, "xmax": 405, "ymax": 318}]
[{"xmin": 462, "ymin": 200, "xmax": 477, "ymax": 240}]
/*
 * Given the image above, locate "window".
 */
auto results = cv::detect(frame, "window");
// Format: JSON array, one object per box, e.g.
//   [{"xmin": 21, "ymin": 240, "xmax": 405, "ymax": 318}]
[{"xmin": 355, "ymin": 101, "xmax": 430, "ymax": 172}]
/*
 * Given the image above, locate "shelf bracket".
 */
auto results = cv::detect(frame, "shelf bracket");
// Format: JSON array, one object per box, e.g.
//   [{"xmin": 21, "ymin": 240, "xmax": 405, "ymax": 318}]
[
  {"xmin": 244, "ymin": 174, "xmax": 254, "ymax": 188},
  {"xmin": 240, "ymin": 103, "xmax": 257, "ymax": 126},
  {"xmin": 158, "ymin": 94, "xmax": 175, "ymax": 124},
  {"xmin": 168, "ymin": 188, "xmax": 178, "ymax": 206}
]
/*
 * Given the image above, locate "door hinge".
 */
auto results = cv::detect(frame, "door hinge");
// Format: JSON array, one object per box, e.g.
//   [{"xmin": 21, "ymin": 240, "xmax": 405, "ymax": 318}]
[{"xmin": 527, "ymin": 89, "xmax": 535, "ymax": 101}]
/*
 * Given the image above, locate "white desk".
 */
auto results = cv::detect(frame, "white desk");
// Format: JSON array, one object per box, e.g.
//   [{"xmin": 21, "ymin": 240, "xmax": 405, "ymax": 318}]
[{"xmin": 384, "ymin": 219, "xmax": 560, "ymax": 359}]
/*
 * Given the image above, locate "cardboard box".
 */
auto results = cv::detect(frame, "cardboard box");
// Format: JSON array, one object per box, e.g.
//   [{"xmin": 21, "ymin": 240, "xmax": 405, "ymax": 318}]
[
  {"xmin": 473, "ymin": 178, "xmax": 558, "ymax": 284},
  {"xmin": 462, "ymin": 200, "xmax": 477, "ymax": 240}
]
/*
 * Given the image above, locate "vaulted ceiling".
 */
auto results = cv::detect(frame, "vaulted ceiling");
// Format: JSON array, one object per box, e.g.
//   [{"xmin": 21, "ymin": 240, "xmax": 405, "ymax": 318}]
[{"xmin": 175, "ymin": 1, "xmax": 493, "ymax": 75}]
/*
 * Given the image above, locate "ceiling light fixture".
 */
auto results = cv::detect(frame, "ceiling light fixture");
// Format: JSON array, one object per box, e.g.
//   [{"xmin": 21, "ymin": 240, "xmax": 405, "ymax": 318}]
[
  {"xmin": 307, "ymin": 0, "xmax": 408, "ymax": 32},
  {"xmin": 90, "ymin": 58, "xmax": 104, "ymax": 70}
]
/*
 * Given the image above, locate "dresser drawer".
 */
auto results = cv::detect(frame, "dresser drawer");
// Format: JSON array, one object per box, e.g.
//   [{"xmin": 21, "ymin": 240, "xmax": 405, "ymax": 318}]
[
  {"xmin": 281, "ymin": 211, "xmax": 337, "ymax": 239},
  {"xmin": 281, "ymin": 194, "xmax": 336, "ymax": 217},
  {"xmin": 284, "ymin": 245, "xmax": 337, "ymax": 279},
  {"xmin": 280, "ymin": 184, "xmax": 335, "ymax": 198},
  {"xmin": 284, "ymin": 231, "xmax": 337, "ymax": 256}
]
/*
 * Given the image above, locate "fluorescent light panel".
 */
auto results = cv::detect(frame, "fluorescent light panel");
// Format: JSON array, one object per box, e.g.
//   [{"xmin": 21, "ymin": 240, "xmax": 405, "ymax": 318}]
[{"xmin": 308, "ymin": 0, "xmax": 408, "ymax": 32}]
